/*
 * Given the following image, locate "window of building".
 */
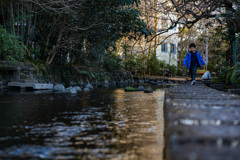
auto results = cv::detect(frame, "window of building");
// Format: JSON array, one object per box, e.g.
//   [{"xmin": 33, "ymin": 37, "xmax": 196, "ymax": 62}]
[
  {"xmin": 170, "ymin": 43, "xmax": 176, "ymax": 54},
  {"xmin": 161, "ymin": 43, "xmax": 168, "ymax": 53},
  {"xmin": 173, "ymin": 26, "xmax": 177, "ymax": 31},
  {"xmin": 162, "ymin": 17, "xmax": 168, "ymax": 28}
]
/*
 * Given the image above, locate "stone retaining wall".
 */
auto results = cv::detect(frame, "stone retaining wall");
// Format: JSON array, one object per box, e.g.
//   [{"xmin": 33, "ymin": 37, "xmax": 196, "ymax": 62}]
[{"xmin": 0, "ymin": 61, "xmax": 133, "ymax": 89}]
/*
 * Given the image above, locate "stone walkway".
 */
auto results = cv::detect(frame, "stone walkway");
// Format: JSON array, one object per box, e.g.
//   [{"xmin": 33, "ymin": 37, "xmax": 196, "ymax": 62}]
[{"xmin": 164, "ymin": 81, "xmax": 240, "ymax": 160}]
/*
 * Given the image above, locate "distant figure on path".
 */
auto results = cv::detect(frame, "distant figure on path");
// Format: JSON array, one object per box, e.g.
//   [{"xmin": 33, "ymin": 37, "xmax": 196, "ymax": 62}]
[{"xmin": 183, "ymin": 43, "xmax": 205, "ymax": 85}]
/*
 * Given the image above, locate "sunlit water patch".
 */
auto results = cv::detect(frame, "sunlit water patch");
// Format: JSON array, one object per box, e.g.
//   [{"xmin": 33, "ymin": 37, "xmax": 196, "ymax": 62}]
[{"xmin": 0, "ymin": 85, "xmax": 168, "ymax": 159}]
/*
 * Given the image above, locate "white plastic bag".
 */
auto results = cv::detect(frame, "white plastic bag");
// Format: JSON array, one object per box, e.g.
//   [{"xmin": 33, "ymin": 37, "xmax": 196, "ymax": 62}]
[{"xmin": 202, "ymin": 71, "xmax": 211, "ymax": 80}]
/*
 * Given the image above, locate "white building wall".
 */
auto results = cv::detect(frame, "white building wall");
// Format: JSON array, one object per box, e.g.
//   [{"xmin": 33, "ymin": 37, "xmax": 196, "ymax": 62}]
[
  {"xmin": 155, "ymin": 0, "xmax": 180, "ymax": 66},
  {"xmin": 156, "ymin": 26, "xmax": 179, "ymax": 66}
]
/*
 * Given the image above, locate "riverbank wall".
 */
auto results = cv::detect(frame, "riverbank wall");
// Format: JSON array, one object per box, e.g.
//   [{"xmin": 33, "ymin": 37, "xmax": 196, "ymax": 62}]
[{"xmin": 0, "ymin": 61, "xmax": 133, "ymax": 90}]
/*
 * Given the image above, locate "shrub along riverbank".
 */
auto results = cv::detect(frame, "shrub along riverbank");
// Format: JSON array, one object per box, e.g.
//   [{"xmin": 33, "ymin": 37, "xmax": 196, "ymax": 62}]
[{"xmin": 211, "ymin": 62, "xmax": 240, "ymax": 89}]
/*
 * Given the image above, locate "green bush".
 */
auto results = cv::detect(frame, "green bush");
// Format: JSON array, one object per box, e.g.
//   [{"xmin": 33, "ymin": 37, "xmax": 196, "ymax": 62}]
[
  {"xmin": 231, "ymin": 62, "xmax": 240, "ymax": 87},
  {"xmin": 125, "ymin": 86, "xmax": 135, "ymax": 91},
  {"xmin": 165, "ymin": 64, "xmax": 177, "ymax": 76},
  {"xmin": 147, "ymin": 52, "xmax": 165, "ymax": 75},
  {"xmin": 0, "ymin": 26, "xmax": 26, "ymax": 62},
  {"xmin": 211, "ymin": 78, "xmax": 221, "ymax": 84},
  {"xmin": 176, "ymin": 68, "xmax": 185, "ymax": 76},
  {"xmin": 134, "ymin": 53, "xmax": 147, "ymax": 75},
  {"xmin": 215, "ymin": 62, "xmax": 240, "ymax": 87},
  {"xmin": 125, "ymin": 52, "xmax": 185, "ymax": 77},
  {"xmin": 103, "ymin": 53, "xmax": 123, "ymax": 71},
  {"xmin": 125, "ymin": 58, "xmax": 137, "ymax": 72},
  {"xmin": 217, "ymin": 65, "xmax": 233, "ymax": 85},
  {"xmin": 208, "ymin": 63, "xmax": 219, "ymax": 72},
  {"xmin": 148, "ymin": 52, "xmax": 180, "ymax": 76}
]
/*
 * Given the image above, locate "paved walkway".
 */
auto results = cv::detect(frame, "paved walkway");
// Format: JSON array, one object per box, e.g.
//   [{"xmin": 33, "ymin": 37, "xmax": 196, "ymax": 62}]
[{"xmin": 164, "ymin": 81, "xmax": 240, "ymax": 160}]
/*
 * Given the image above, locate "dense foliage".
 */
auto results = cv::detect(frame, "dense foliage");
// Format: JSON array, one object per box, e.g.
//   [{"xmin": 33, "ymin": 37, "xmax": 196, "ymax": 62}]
[
  {"xmin": 0, "ymin": 26, "xmax": 26, "ymax": 62},
  {"xmin": 0, "ymin": 0, "xmax": 150, "ymax": 69},
  {"xmin": 212, "ymin": 62, "xmax": 240, "ymax": 88},
  {"xmin": 125, "ymin": 52, "xmax": 185, "ymax": 77}
]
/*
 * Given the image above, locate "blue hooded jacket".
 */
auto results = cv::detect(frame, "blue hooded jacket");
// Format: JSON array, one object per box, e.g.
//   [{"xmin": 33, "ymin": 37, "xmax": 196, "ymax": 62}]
[{"xmin": 183, "ymin": 51, "xmax": 205, "ymax": 69}]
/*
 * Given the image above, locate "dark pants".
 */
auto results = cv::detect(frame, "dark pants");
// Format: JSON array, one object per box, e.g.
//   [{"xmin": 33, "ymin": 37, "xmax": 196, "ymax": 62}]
[{"xmin": 189, "ymin": 64, "xmax": 198, "ymax": 81}]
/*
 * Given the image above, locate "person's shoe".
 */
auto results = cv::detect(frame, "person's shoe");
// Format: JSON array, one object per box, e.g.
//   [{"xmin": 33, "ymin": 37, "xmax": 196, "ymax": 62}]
[{"xmin": 191, "ymin": 80, "xmax": 196, "ymax": 85}]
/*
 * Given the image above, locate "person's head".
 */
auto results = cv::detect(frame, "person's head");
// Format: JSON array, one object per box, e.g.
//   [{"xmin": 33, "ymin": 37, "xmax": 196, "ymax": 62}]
[{"xmin": 189, "ymin": 43, "xmax": 196, "ymax": 52}]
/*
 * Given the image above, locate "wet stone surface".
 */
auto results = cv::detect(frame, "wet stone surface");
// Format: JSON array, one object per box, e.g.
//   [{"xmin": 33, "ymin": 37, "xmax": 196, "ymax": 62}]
[
  {"xmin": 164, "ymin": 81, "xmax": 240, "ymax": 160},
  {"xmin": 0, "ymin": 84, "xmax": 168, "ymax": 160}
]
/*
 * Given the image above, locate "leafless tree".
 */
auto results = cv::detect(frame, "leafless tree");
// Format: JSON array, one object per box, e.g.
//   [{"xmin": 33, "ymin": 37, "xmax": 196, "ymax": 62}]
[
  {"xmin": 18, "ymin": 0, "xmax": 115, "ymax": 65},
  {"xmin": 153, "ymin": 0, "xmax": 240, "ymax": 63}
]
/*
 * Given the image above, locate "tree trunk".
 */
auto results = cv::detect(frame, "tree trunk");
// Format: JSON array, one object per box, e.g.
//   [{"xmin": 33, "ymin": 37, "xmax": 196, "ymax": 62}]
[
  {"xmin": 225, "ymin": 1, "xmax": 235, "ymax": 65},
  {"xmin": 17, "ymin": 0, "xmax": 19, "ymax": 36},
  {"xmin": 26, "ymin": 3, "xmax": 32, "ymax": 47},
  {"xmin": 124, "ymin": 36, "xmax": 128, "ymax": 70},
  {"xmin": 31, "ymin": 8, "xmax": 38, "ymax": 48},
  {"xmin": 178, "ymin": 29, "xmax": 185, "ymax": 68},
  {"xmin": 153, "ymin": 0, "xmax": 158, "ymax": 56},
  {"xmin": 10, "ymin": 2, "xmax": 15, "ymax": 35},
  {"xmin": 147, "ymin": 40, "xmax": 153, "ymax": 67},
  {"xmin": 1, "ymin": 0, "xmax": 6, "ymax": 29},
  {"xmin": 142, "ymin": 48, "xmax": 145, "ymax": 76},
  {"xmin": 21, "ymin": 5, "xmax": 24, "ymax": 40},
  {"xmin": 45, "ymin": 17, "xmax": 66, "ymax": 65},
  {"xmin": 169, "ymin": 50, "xmax": 172, "ymax": 65},
  {"xmin": 130, "ymin": 41, "xmax": 138, "ymax": 71}
]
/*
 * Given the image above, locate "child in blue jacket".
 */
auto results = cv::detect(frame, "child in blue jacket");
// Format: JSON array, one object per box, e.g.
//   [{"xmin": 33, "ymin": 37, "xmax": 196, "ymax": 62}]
[{"xmin": 183, "ymin": 43, "xmax": 205, "ymax": 85}]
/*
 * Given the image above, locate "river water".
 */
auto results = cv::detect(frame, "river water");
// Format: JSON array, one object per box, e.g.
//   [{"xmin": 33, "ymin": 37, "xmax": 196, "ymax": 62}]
[{"xmin": 0, "ymin": 84, "xmax": 170, "ymax": 160}]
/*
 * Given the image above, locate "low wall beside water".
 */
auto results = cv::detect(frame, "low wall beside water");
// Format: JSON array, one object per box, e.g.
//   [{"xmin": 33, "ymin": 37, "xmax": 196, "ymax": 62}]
[{"xmin": 0, "ymin": 61, "xmax": 134, "ymax": 90}]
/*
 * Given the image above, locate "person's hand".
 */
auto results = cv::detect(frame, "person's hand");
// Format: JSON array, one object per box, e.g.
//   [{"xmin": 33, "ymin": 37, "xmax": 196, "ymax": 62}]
[{"xmin": 203, "ymin": 55, "xmax": 206, "ymax": 61}]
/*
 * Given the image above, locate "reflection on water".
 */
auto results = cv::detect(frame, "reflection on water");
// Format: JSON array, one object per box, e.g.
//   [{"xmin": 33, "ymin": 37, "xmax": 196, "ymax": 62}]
[
  {"xmin": 0, "ymin": 85, "xmax": 167, "ymax": 160},
  {"xmin": 173, "ymin": 119, "xmax": 222, "ymax": 126}
]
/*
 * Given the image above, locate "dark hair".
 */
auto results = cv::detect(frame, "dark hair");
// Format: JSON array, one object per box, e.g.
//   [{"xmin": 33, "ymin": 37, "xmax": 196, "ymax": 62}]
[{"xmin": 189, "ymin": 43, "xmax": 196, "ymax": 48}]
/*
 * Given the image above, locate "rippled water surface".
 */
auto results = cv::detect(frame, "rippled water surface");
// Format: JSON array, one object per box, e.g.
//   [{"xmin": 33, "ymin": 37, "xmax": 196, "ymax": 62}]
[{"xmin": 0, "ymin": 84, "xmax": 169, "ymax": 160}]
